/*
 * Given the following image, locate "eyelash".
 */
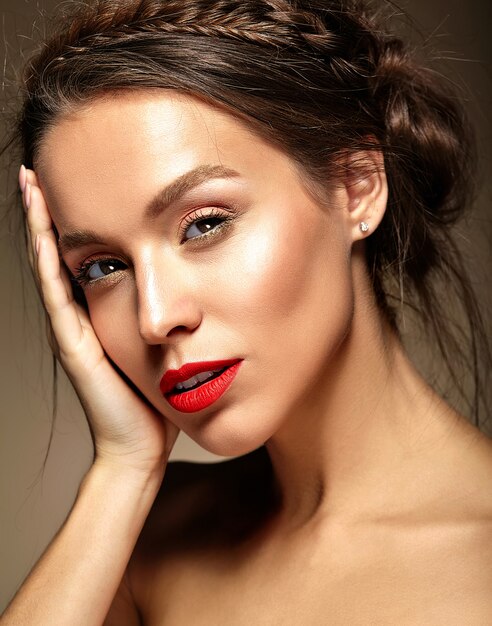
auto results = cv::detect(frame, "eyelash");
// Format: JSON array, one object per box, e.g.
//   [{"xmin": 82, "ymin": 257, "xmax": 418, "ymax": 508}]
[
  {"xmin": 72, "ymin": 207, "xmax": 235, "ymax": 288},
  {"xmin": 180, "ymin": 207, "xmax": 231, "ymax": 241}
]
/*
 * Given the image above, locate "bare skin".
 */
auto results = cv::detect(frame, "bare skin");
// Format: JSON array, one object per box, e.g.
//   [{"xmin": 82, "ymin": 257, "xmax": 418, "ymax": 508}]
[
  {"xmin": 5, "ymin": 91, "xmax": 491, "ymax": 625},
  {"xmin": 124, "ymin": 433, "xmax": 492, "ymax": 625}
]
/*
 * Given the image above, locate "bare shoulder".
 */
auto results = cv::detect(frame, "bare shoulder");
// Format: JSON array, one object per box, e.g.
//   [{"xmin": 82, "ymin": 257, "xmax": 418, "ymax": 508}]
[
  {"xmin": 417, "ymin": 420, "xmax": 492, "ymax": 558},
  {"xmin": 417, "ymin": 423, "xmax": 492, "ymax": 576},
  {"xmin": 411, "ymin": 426, "xmax": 492, "ymax": 624}
]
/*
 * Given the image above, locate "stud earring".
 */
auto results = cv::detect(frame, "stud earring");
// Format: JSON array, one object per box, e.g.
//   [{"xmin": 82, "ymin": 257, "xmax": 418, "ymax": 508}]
[{"xmin": 359, "ymin": 221, "xmax": 369, "ymax": 233}]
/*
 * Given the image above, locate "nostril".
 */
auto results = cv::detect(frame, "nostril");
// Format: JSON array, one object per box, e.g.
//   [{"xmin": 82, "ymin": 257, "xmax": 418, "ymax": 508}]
[
  {"xmin": 166, "ymin": 324, "xmax": 193, "ymax": 337},
  {"xmin": 139, "ymin": 321, "xmax": 197, "ymax": 345}
]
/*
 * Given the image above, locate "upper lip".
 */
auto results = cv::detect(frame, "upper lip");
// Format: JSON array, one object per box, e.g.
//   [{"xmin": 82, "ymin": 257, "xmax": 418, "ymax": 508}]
[{"xmin": 159, "ymin": 358, "xmax": 242, "ymax": 395}]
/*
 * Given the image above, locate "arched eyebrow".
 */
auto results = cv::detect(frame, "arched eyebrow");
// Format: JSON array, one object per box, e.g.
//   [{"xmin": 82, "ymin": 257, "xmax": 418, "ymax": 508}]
[
  {"xmin": 57, "ymin": 164, "xmax": 240, "ymax": 255},
  {"xmin": 144, "ymin": 164, "xmax": 240, "ymax": 219}
]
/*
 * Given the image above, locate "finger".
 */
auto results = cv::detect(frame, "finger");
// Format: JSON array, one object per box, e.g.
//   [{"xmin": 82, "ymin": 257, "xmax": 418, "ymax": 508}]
[
  {"xmin": 25, "ymin": 167, "xmax": 39, "ymax": 189},
  {"xmin": 20, "ymin": 166, "xmax": 40, "ymax": 215},
  {"xmin": 25, "ymin": 184, "xmax": 54, "ymax": 292},
  {"xmin": 24, "ymin": 178, "xmax": 67, "ymax": 288},
  {"xmin": 26, "ymin": 184, "xmax": 54, "ymax": 244},
  {"xmin": 18, "ymin": 164, "xmax": 27, "ymax": 195},
  {"xmin": 21, "ymin": 171, "xmax": 41, "ymax": 272},
  {"xmin": 21, "ymin": 168, "xmax": 38, "ymax": 214},
  {"xmin": 24, "ymin": 170, "xmax": 74, "ymax": 289},
  {"xmin": 20, "ymin": 172, "xmax": 76, "ymax": 358},
  {"xmin": 27, "ymin": 178, "xmax": 88, "ymax": 359},
  {"xmin": 20, "ymin": 173, "xmax": 35, "ymax": 270},
  {"xmin": 36, "ymin": 232, "xmax": 86, "ymax": 360}
]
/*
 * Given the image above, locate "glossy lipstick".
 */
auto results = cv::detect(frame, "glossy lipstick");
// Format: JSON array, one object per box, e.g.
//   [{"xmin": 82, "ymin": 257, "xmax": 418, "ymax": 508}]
[{"xmin": 160, "ymin": 359, "xmax": 242, "ymax": 413}]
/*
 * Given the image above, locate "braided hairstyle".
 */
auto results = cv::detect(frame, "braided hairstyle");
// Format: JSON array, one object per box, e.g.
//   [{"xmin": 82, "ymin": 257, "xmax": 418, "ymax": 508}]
[{"xmin": 12, "ymin": 0, "xmax": 491, "ymax": 430}]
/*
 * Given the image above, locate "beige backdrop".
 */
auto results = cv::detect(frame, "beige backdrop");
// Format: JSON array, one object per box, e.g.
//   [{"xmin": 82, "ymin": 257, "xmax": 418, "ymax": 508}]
[{"xmin": 1, "ymin": 0, "xmax": 491, "ymax": 611}]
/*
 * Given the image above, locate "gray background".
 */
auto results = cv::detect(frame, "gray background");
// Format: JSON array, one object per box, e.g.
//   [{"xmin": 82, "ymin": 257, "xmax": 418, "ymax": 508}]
[{"xmin": 1, "ymin": 0, "xmax": 491, "ymax": 611}]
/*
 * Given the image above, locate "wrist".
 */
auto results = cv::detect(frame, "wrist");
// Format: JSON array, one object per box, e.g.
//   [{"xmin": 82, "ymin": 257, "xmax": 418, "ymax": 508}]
[
  {"xmin": 92, "ymin": 441, "xmax": 169, "ymax": 479},
  {"xmin": 88, "ymin": 454, "xmax": 167, "ymax": 494}
]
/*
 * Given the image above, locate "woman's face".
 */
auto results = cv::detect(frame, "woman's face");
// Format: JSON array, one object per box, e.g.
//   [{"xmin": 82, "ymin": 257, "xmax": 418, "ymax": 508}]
[{"xmin": 37, "ymin": 91, "xmax": 357, "ymax": 456}]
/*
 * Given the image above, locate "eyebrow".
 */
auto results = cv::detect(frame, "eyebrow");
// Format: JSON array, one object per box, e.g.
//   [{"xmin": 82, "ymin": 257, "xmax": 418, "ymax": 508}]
[
  {"xmin": 145, "ymin": 164, "xmax": 240, "ymax": 219},
  {"xmin": 58, "ymin": 228, "xmax": 106, "ymax": 257},
  {"xmin": 57, "ymin": 164, "xmax": 240, "ymax": 256}
]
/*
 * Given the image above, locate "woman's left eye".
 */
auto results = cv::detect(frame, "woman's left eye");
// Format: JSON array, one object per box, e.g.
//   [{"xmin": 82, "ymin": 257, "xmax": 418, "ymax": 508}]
[{"xmin": 181, "ymin": 208, "xmax": 233, "ymax": 242}]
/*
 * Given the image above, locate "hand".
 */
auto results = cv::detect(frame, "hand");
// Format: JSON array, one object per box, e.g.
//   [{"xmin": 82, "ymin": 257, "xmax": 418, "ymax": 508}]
[{"xmin": 19, "ymin": 165, "xmax": 180, "ymax": 476}]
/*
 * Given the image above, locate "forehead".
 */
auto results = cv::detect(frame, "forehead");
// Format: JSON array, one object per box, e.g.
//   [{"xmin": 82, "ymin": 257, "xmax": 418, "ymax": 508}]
[
  {"xmin": 37, "ymin": 91, "xmax": 248, "ymax": 179},
  {"xmin": 35, "ymin": 90, "xmax": 305, "ymax": 227}
]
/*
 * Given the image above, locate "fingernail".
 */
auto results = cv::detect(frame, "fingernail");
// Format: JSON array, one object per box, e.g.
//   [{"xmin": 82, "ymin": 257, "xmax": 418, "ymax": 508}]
[
  {"xmin": 35, "ymin": 234, "xmax": 41, "ymax": 255},
  {"xmin": 19, "ymin": 164, "xmax": 27, "ymax": 193},
  {"xmin": 25, "ymin": 183, "xmax": 32, "ymax": 210}
]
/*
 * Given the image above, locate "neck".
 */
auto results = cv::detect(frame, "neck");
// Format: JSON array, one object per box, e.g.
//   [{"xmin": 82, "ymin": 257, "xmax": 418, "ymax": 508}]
[{"xmin": 264, "ymin": 263, "xmax": 468, "ymax": 532}]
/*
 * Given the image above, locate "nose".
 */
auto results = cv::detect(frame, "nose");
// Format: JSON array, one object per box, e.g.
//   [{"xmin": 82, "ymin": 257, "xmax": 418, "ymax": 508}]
[{"xmin": 136, "ymin": 258, "xmax": 202, "ymax": 345}]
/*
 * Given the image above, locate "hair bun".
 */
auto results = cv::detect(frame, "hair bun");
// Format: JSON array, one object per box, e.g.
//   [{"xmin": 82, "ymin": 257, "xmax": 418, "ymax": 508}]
[{"xmin": 371, "ymin": 35, "xmax": 476, "ymax": 226}]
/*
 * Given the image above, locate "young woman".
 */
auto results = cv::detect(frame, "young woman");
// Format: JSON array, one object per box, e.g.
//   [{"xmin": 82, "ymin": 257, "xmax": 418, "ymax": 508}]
[{"xmin": 2, "ymin": 0, "xmax": 491, "ymax": 623}]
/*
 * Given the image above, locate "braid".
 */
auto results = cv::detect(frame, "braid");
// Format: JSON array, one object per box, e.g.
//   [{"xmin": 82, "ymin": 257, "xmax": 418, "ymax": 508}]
[
  {"xmin": 30, "ymin": 0, "xmax": 336, "ymax": 57},
  {"xmin": 26, "ymin": 0, "xmax": 386, "ymax": 90}
]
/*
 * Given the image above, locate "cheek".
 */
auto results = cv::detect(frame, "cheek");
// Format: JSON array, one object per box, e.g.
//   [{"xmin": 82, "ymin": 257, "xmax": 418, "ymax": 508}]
[
  {"xmin": 87, "ymin": 289, "xmax": 141, "ymax": 373},
  {"xmin": 213, "ymin": 208, "xmax": 353, "ymax": 345},
  {"xmin": 195, "ymin": 208, "xmax": 354, "ymax": 452},
  {"xmin": 207, "ymin": 204, "xmax": 355, "ymax": 428}
]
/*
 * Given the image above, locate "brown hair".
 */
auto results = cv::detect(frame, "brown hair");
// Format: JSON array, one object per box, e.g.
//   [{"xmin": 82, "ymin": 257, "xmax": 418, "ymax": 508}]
[{"xmin": 7, "ymin": 0, "xmax": 491, "ymax": 435}]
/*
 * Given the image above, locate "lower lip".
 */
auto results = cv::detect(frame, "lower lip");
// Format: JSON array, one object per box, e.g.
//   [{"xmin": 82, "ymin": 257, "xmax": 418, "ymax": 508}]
[{"xmin": 164, "ymin": 361, "xmax": 243, "ymax": 413}]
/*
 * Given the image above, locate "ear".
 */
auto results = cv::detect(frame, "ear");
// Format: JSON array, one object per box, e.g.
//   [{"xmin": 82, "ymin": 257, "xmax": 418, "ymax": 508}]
[{"xmin": 341, "ymin": 149, "xmax": 388, "ymax": 243}]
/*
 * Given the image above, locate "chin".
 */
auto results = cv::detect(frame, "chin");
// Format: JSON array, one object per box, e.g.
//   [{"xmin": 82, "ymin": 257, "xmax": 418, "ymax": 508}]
[
  {"xmin": 187, "ymin": 415, "xmax": 274, "ymax": 458},
  {"xmin": 193, "ymin": 434, "xmax": 266, "ymax": 459}
]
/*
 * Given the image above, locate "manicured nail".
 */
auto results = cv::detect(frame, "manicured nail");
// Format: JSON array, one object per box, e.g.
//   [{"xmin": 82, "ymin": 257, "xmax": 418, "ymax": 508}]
[
  {"xmin": 35, "ymin": 234, "xmax": 41, "ymax": 255},
  {"xmin": 19, "ymin": 164, "xmax": 27, "ymax": 193},
  {"xmin": 25, "ymin": 183, "xmax": 32, "ymax": 210}
]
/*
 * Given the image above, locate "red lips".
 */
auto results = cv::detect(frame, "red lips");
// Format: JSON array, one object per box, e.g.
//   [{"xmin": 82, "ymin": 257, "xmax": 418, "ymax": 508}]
[{"xmin": 159, "ymin": 358, "xmax": 241, "ymax": 395}]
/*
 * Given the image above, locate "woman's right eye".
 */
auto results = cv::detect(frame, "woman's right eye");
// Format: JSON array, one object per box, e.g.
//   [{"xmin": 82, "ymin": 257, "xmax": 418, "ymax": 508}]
[{"xmin": 73, "ymin": 258, "xmax": 126, "ymax": 287}]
